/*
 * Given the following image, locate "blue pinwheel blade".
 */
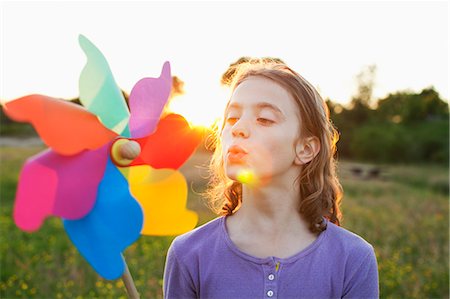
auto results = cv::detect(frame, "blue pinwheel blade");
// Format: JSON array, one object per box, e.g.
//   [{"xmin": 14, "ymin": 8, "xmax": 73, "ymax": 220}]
[{"xmin": 63, "ymin": 156, "xmax": 143, "ymax": 280}]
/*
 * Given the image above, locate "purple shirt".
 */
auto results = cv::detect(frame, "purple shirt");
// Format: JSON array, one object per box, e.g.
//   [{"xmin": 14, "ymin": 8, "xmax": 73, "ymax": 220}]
[{"xmin": 163, "ymin": 216, "xmax": 379, "ymax": 299}]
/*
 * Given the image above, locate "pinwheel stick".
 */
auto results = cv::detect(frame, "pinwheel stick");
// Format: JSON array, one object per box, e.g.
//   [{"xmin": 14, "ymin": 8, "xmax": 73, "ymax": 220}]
[{"xmin": 122, "ymin": 256, "xmax": 140, "ymax": 299}]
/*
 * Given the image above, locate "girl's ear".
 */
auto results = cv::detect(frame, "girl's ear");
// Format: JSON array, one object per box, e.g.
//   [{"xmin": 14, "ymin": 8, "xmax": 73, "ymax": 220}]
[{"xmin": 294, "ymin": 136, "xmax": 321, "ymax": 165}]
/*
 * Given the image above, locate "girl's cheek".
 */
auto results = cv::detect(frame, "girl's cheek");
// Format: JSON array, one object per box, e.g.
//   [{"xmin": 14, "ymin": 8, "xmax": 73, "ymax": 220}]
[
  {"xmin": 221, "ymin": 126, "xmax": 232, "ymax": 137},
  {"xmin": 221, "ymin": 130, "xmax": 229, "ymax": 142}
]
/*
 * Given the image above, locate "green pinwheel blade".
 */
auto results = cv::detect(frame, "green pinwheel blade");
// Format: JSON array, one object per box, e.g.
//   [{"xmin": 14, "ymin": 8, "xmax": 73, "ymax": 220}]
[{"xmin": 78, "ymin": 34, "xmax": 130, "ymax": 137}]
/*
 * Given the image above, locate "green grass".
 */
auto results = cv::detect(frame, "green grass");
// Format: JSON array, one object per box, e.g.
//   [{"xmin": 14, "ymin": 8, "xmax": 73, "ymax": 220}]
[
  {"xmin": 339, "ymin": 162, "xmax": 448, "ymax": 298},
  {"xmin": 0, "ymin": 146, "xmax": 448, "ymax": 298}
]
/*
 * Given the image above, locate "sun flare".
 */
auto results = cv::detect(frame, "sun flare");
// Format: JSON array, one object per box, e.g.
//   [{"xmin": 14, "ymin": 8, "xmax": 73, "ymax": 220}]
[{"xmin": 167, "ymin": 86, "xmax": 229, "ymax": 130}]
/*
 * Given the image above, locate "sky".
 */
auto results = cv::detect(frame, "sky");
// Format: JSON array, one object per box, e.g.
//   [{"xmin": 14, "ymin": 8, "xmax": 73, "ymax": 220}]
[{"xmin": 1, "ymin": 1, "xmax": 448, "ymax": 127}]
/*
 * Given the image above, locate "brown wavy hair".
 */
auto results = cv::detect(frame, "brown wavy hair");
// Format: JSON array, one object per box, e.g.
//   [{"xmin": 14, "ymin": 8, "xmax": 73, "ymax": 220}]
[{"xmin": 205, "ymin": 58, "xmax": 343, "ymax": 234}]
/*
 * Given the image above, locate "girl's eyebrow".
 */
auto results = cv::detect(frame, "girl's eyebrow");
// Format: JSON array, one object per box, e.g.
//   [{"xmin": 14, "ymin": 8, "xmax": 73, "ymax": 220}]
[
  {"xmin": 224, "ymin": 102, "xmax": 241, "ymax": 116},
  {"xmin": 225, "ymin": 101, "xmax": 284, "ymax": 116},
  {"xmin": 255, "ymin": 102, "xmax": 284, "ymax": 116}
]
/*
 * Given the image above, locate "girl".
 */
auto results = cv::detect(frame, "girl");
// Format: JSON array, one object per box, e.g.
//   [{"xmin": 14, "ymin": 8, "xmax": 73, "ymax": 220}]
[{"xmin": 118, "ymin": 59, "xmax": 379, "ymax": 298}]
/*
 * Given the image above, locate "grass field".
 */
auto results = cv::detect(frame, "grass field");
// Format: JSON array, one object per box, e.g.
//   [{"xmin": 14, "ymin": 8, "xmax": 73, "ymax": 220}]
[{"xmin": 0, "ymin": 145, "xmax": 448, "ymax": 298}]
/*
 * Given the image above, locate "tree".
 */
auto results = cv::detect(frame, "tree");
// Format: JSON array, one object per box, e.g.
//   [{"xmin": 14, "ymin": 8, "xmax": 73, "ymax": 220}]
[
  {"xmin": 345, "ymin": 65, "xmax": 377, "ymax": 125},
  {"xmin": 351, "ymin": 65, "xmax": 377, "ymax": 106},
  {"xmin": 376, "ymin": 87, "xmax": 449, "ymax": 124}
]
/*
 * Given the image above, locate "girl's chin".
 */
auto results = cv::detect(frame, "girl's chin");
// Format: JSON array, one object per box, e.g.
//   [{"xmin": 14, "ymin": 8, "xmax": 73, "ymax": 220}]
[
  {"xmin": 225, "ymin": 170, "xmax": 240, "ymax": 181},
  {"xmin": 226, "ymin": 167, "xmax": 260, "ymax": 185},
  {"xmin": 225, "ymin": 165, "xmax": 248, "ymax": 177}
]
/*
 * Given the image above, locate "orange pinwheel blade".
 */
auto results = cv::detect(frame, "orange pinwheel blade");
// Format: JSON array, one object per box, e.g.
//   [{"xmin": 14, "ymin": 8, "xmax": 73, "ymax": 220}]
[{"xmin": 2, "ymin": 95, "xmax": 118, "ymax": 155}]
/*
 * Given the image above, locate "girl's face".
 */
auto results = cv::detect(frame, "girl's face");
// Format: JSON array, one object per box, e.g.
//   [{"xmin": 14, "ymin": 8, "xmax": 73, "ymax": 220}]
[{"xmin": 221, "ymin": 76, "xmax": 302, "ymax": 184}]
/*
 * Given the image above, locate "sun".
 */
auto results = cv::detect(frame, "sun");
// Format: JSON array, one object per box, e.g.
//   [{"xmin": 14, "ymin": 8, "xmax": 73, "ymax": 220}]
[{"xmin": 167, "ymin": 85, "xmax": 229, "ymax": 130}]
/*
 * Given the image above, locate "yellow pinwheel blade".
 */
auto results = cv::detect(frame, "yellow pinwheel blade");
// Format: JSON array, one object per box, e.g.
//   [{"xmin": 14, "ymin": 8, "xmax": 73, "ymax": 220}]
[{"xmin": 127, "ymin": 165, "xmax": 198, "ymax": 236}]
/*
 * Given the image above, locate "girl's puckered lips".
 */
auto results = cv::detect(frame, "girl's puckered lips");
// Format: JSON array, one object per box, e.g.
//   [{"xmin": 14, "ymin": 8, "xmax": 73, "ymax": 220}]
[{"xmin": 227, "ymin": 145, "xmax": 248, "ymax": 163}]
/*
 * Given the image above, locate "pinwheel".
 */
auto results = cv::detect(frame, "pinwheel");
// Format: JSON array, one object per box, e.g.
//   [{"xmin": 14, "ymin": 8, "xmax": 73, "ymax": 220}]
[{"xmin": 2, "ymin": 35, "xmax": 202, "ymax": 294}]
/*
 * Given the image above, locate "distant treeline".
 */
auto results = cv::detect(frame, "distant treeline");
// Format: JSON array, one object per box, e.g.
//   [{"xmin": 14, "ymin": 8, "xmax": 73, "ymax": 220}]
[{"xmin": 327, "ymin": 87, "xmax": 449, "ymax": 164}]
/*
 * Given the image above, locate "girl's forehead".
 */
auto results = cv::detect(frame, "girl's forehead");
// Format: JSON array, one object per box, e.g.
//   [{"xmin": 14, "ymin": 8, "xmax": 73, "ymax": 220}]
[{"xmin": 229, "ymin": 76, "xmax": 298, "ymax": 115}]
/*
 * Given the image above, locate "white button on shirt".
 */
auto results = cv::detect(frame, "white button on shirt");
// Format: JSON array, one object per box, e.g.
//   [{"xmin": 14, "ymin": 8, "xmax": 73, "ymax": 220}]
[
  {"xmin": 268, "ymin": 274, "xmax": 275, "ymax": 281},
  {"xmin": 267, "ymin": 290, "xmax": 274, "ymax": 297}
]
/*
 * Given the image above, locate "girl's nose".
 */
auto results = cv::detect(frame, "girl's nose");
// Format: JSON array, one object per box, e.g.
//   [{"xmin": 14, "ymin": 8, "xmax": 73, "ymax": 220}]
[{"xmin": 231, "ymin": 120, "xmax": 250, "ymax": 138}]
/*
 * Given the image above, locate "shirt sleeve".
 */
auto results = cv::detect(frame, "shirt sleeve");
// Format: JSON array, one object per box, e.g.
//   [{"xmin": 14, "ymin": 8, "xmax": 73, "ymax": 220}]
[
  {"xmin": 342, "ymin": 246, "xmax": 379, "ymax": 299},
  {"xmin": 163, "ymin": 240, "xmax": 197, "ymax": 299}
]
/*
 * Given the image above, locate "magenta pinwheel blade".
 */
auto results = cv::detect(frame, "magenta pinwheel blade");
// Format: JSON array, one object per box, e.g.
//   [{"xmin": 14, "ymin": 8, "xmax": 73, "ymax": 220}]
[
  {"xmin": 13, "ymin": 145, "xmax": 109, "ymax": 232},
  {"xmin": 128, "ymin": 61, "xmax": 172, "ymax": 138}
]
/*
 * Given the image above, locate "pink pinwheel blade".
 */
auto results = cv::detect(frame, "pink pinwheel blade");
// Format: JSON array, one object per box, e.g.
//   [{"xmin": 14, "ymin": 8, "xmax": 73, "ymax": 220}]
[
  {"xmin": 128, "ymin": 61, "xmax": 172, "ymax": 138},
  {"xmin": 14, "ymin": 145, "xmax": 109, "ymax": 232}
]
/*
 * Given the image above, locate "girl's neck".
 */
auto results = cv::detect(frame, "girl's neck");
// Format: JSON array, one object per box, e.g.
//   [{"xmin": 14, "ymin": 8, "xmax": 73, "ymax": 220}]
[
  {"xmin": 232, "ymin": 181, "xmax": 310, "ymax": 238},
  {"xmin": 226, "ymin": 182, "xmax": 318, "ymax": 259}
]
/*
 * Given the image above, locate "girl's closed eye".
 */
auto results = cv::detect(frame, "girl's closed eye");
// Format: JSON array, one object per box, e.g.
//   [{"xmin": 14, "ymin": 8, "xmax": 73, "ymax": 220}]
[
  {"xmin": 257, "ymin": 117, "xmax": 275, "ymax": 125},
  {"xmin": 226, "ymin": 116, "xmax": 239, "ymax": 125}
]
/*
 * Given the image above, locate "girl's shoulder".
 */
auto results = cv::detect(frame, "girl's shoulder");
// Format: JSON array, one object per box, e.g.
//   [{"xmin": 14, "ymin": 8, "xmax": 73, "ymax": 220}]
[
  {"xmin": 170, "ymin": 216, "xmax": 224, "ymax": 258},
  {"xmin": 323, "ymin": 220, "xmax": 375, "ymax": 258}
]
